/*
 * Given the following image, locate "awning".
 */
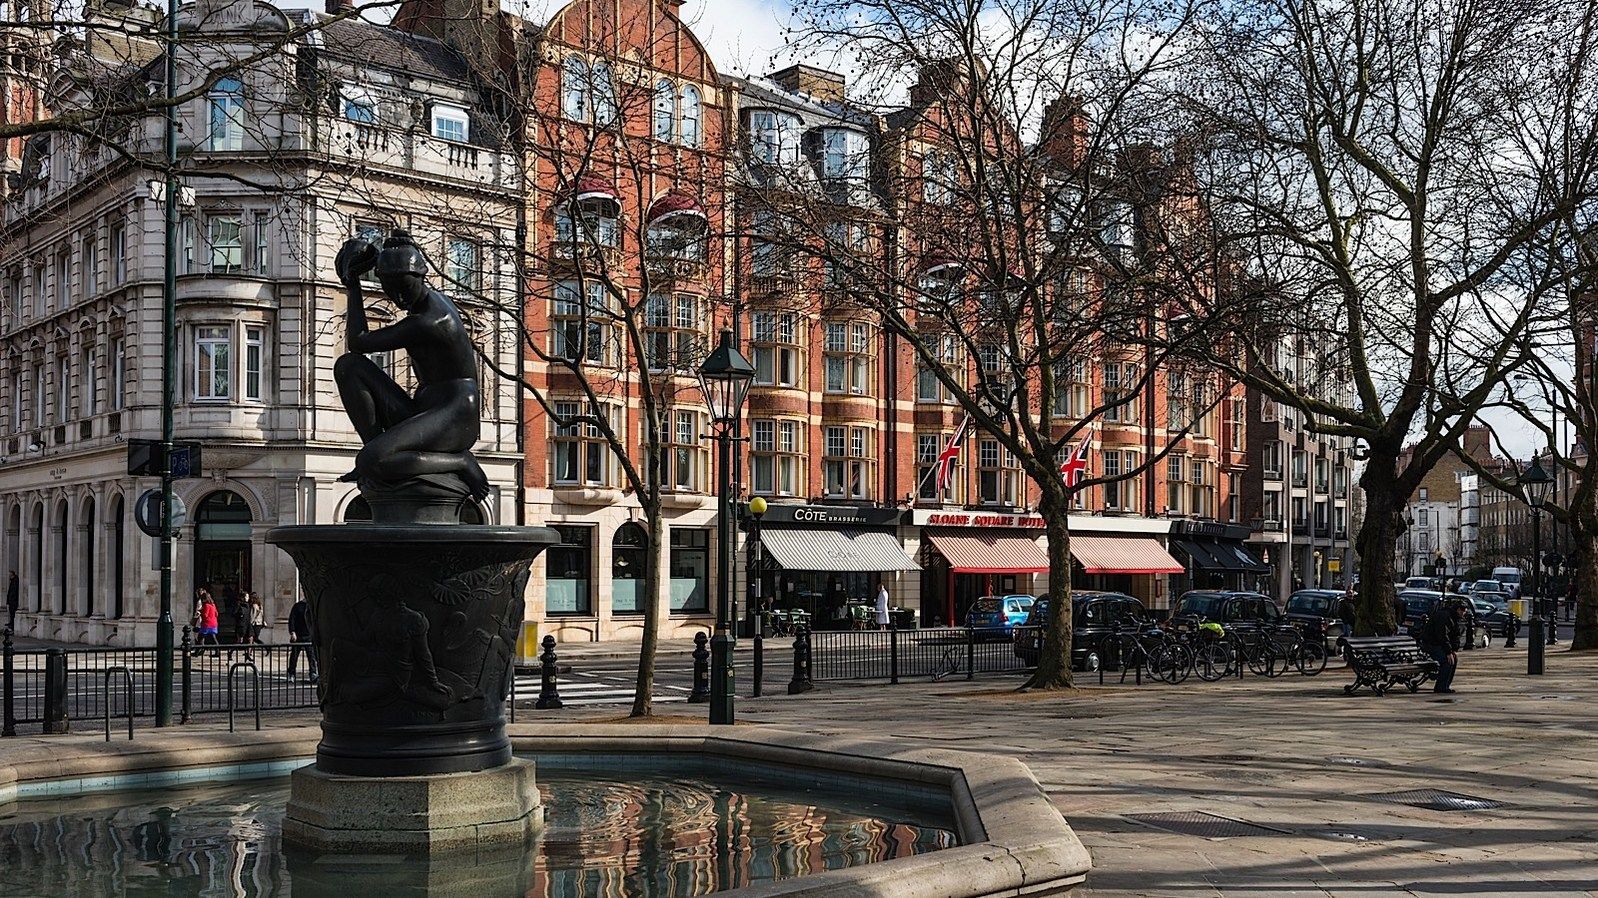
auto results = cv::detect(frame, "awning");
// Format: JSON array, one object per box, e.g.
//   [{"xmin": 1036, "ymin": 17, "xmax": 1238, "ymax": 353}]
[
  {"xmin": 1173, "ymin": 538, "xmax": 1269, "ymax": 573},
  {"xmin": 760, "ymin": 529, "xmax": 920, "ymax": 572},
  {"xmin": 646, "ymin": 191, "xmax": 707, "ymax": 225},
  {"xmin": 567, "ymin": 175, "xmax": 619, "ymax": 209},
  {"xmin": 926, "ymin": 531, "xmax": 1049, "ymax": 574},
  {"xmin": 921, "ymin": 257, "xmax": 964, "ymax": 277},
  {"xmin": 1172, "ymin": 539, "xmax": 1225, "ymax": 570},
  {"xmin": 1069, "ymin": 535, "xmax": 1184, "ymax": 575}
]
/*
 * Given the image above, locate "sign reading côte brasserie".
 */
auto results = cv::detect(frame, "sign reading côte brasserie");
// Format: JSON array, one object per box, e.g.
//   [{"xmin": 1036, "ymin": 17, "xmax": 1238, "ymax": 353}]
[{"xmin": 912, "ymin": 510, "xmax": 1047, "ymax": 528}]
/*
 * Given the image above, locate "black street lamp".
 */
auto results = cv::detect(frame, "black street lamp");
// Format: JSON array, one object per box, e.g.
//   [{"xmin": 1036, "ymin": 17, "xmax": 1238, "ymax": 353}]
[
  {"xmin": 1520, "ymin": 458, "xmax": 1554, "ymax": 675},
  {"xmin": 697, "ymin": 329, "xmax": 755, "ymax": 725}
]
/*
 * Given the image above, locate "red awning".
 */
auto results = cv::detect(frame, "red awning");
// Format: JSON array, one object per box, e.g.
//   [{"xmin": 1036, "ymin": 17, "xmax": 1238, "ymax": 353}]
[
  {"xmin": 926, "ymin": 531, "xmax": 1049, "ymax": 574},
  {"xmin": 1069, "ymin": 535, "xmax": 1184, "ymax": 575},
  {"xmin": 569, "ymin": 175, "xmax": 618, "ymax": 207},
  {"xmin": 921, "ymin": 257, "xmax": 964, "ymax": 277},
  {"xmin": 646, "ymin": 191, "xmax": 707, "ymax": 225}
]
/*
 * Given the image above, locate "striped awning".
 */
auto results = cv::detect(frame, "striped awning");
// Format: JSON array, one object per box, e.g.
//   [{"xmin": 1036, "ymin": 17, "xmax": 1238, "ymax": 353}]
[
  {"xmin": 1070, "ymin": 535, "xmax": 1185, "ymax": 575},
  {"xmin": 926, "ymin": 531, "xmax": 1049, "ymax": 574},
  {"xmin": 760, "ymin": 529, "xmax": 920, "ymax": 572}
]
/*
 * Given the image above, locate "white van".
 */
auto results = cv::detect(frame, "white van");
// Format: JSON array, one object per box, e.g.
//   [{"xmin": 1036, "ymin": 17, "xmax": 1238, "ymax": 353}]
[{"xmin": 1491, "ymin": 567, "xmax": 1523, "ymax": 599}]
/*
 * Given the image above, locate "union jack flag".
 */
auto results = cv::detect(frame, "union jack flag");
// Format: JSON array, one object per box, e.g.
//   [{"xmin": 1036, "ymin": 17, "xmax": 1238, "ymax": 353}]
[
  {"xmin": 1059, "ymin": 436, "xmax": 1092, "ymax": 488},
  {"xmin": 915, "ymin": 415, "xmax": 973, "ymax": 500}
]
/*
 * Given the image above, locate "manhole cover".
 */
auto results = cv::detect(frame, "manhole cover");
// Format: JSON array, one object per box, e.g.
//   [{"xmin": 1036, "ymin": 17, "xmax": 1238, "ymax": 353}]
[
  {"xmin": 1316, "ymin": 829, "xmax": 1373, "ymax": 841},
  {"xmin": 1326, "ymin": 756, "xmax": 1389, "ymax": 767},
  {"xmin": 1366, "ymin": 789, "xmax": 1503, "ymax": 811},
  {"xmin": 1124, "ymin": 811, "xmax": 1286, "ymax": 838}
]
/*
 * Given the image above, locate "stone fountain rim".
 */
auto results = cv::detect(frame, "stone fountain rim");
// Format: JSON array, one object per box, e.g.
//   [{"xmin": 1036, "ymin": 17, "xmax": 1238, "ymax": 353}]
[
  {"xmin": 265, "ymin": 524, "xmax": 562, "ymax": 545},
  {"xmin": 0, "ymin": 722, "xmax": 1090, "ymax": 898}
]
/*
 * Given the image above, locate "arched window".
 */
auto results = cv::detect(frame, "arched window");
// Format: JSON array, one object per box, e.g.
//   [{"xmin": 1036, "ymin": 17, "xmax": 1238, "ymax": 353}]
[
  {"xmin": 612, "ymin": 523, "xmax": 648, "ymax": 615},
  {"xmin": 652, "ymin": 79, "xmax": 675, "ymax": 141},
  {"xmin": 109, "ymin": 495, "xmax": 125, "ymax": 619},
  {"xmin": 80, "ymin": 497, "xmax": 95, "ymax": 617},
  {"xmin": 680, "ymin": 85, "xmax": 702, "ymax": 147},
  {"xmin": 30, "ymin": 503, "xmax": 42, "ymax": 611},
  {"xmin": 561, "ymin": 56, "xmax": 590, "ymax": 121},
  {"xmin": 207, "ymin": 77, "xmax": 245, "ymax": 151},
  {"xmin": 343, "ymin": 496, "xmax": 372, "ymax": 522},
  {"xmin": 590, "ymin": 60, "xmax": 619, "ymax": 126},
  {"xmin": 54, "ymin": 500, "xmax": 67, "ymax": 615}
]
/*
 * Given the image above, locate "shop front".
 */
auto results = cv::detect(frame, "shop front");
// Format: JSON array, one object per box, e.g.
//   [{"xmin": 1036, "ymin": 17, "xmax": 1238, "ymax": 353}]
[
  {"xmin": 1168, "ymin": 521, "xmax": 1271, "ymax": 595},
  {"xmin": 910, "ymin": 511, "xmax": 1186, "ymax": 621},
  {"xmin": 750, "ymin": 504, "xmax": 917, "ymax": 630}
]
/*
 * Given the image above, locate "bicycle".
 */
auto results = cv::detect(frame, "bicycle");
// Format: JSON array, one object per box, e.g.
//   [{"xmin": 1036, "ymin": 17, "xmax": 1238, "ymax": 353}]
[
  {"xmin": 1271, "ymin": 622, "xmax": 1328, "ymax": 676},
  {"xmin": 931, "ymin": 645, "xmax": 967, "ymax": 682},
  {"xmin": 1179, "ymin": 625, "xmax": 1235, "ymax": 681},
  {"xmin": 1102, "ymin": 623, "xmax": 1192, "ymax": 685}
]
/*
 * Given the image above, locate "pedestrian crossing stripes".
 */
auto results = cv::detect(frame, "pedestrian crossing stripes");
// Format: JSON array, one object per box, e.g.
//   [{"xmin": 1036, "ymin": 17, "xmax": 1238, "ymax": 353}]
[{"xmin": 510, "ymin": 673, "xmax": 690, "ymax": 706}]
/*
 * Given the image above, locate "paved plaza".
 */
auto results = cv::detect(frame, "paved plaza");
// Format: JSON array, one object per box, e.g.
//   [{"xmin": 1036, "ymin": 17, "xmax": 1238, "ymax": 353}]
[{"xmin": 1, "ymin": 642, "xmax": 1594, "ymax": 897}]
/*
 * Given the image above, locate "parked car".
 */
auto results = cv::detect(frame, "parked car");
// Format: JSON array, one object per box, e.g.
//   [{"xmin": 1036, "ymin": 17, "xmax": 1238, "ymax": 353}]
[
  {"xmin": 1398, "ymin": 590, "xmax": 1486, "ymax": 646},
  {"xmin": 1284, "ymin": 589, "xmax": 1352, "ymax": 651},
  {"xmin": 1405, "ymin": 576, "xmax": 1445, "ymax": 591},
  {"xmin": 1012, "ymin": 591, "xmax": 1145, "ymax": 670},
  {"xmin": 1171, "ymin": 590, "xmax": 1283, "ymax": 630},
  {"xmin": 1468, "ymin": 595, "xmax": 1521, "ymax": 638},
  {"xmin": 1491, "ymin": 567, "xmax": 1524, "ymax": 599},
  {"xmin": 967, "ymin": 595, "xmax": 1035, "ymax": 639},
  {"xmin": 1467, "ymin": 579, "xmax": 1510, "ymax": 601}
]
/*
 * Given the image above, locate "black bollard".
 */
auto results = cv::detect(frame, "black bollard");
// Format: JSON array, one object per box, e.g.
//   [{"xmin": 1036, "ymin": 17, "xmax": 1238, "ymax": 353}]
[
  {"xmin": 1547, "ymin": 604, "xmax": 1557, "ymax": 644},
  {"xmin": 535, "ymin": 635, "xmax": 563, "ymax": 710},
  {"xmin": 889, "ymin": 623, "xmax": 900, "ymax": 684},
  {"xmin": 1505, "ymin": 614, "xmax": 1517, "ymax": 648},
  {"xmin": 787, "ymin": 626, "xmax": 814, "ymax": 695},
  {"xmin": 43, "ymin": 648, "xmax": 67, "ymax": 734},
  {"xmin": 688, "ymin": 632, "xmax": 711, "ymax": 703},
  {"xmin": 180, "ymin": 626, "xmax": 193, "ymax": 724},
  {"xmin": 752, "ymin": 634, "xmax": 764, "ymax": 698},
  {"xmin": 2, "ymin": 626, "xmax": 14, "ymax": 737}
]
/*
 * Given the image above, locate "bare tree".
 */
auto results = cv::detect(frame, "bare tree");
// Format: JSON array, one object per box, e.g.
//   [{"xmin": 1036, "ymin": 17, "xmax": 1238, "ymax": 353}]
[{"xmin": 1163, "ymin": 0, "xmax": 1598, "ymax": 635}]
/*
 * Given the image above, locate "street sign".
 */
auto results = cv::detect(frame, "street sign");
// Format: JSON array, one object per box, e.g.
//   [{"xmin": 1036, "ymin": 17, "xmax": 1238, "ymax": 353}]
[
  {"xmin": 127, "ymin": 440, "xmax": 203, "ymax": 478},
  {"xmin": 134, "ymin": 489, "xmax": 188, "ymax": 538},
  {"xmin": 1327, "ymin": 558, "xmax": 1342, "ymax": 573}
]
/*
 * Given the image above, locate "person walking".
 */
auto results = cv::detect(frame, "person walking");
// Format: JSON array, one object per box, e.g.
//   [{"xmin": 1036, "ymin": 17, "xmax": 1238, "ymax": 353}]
[
  {"xmin": 1420, "ymin": 600, "xmax": 1465, "ymax": 694},
  {"xmin": 874, "ymin": 581, "xmax": 891, "ymax": 630},
  {"xmin": 6, "ymin": 570, "xmax": 18, "ymax": 631},
  {"xmin": 245, "ymin": 593, "xmax": 265, "ymax": 660},
  {"xmin": 194, "ymin": 596, "xmax": 221, "ymax": 657},
  {"xmin": 287, "ymin": 594, "xmax": 317, "ymax": 683}
]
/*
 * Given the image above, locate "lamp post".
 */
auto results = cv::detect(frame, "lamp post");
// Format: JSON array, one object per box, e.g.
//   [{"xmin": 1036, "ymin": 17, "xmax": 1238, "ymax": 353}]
[
  {"xmin": 1520, "ymin": 459, "xmax": 1554, "ymax": 675},
  {"xmin": 697, "ymin": 329, "xmax": 755, "ymax": 725},
  {"xmin": 745, "ymin": 496, "xmax": 767, "ymax": 638}
]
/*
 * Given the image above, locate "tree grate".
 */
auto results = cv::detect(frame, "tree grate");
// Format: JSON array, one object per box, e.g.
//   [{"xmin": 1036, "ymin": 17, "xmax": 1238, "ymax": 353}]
[
  {"xmin": 1366, "ymin": 789, "xmax": 1503, "ymax": 811},
  {"xmin": 1124, "ymin": 811, "xmax": 1285, "ymax": 838}
]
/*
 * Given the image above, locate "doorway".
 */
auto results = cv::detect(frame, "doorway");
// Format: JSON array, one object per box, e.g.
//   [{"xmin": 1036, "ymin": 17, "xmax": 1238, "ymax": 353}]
[{"xmin": 192, "ymin": 491, "xmax": 253, "ymax": 640}]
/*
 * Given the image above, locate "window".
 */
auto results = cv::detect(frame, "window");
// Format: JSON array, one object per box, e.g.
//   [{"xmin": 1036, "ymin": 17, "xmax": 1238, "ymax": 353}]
[
  {"xmin": 552, "ymin": 280, "xmax": 612, "ymax": 365},
  {"xmin": 560, "ymin": 56, "xmax": 616, "ymax": 125},
  {"xmin": 80, "ymin": 234, "xmax": 96, "ymax": 299},
  {"xmin": 652, "ymin": 79, "xmax": 675, "ymax": 141},
  {"xmin": 54, "ymin": 251, "xmax": 69, "ymax": 310},
  {"xmin": 1227, "ymin": 472, "xmax": 1240, "ymax": 523},
  {"xmin": 31, "ymin": 264, "xmax": 44, "ymax": 317},
  {"xmin": 751, "ymin": 311, "xmax": 802, "ymax": 387},
  {"xmin": 208, "ymin": 215, "xmax": 243, "ymax": 273},
  {"xmin": 669, "ymin": 529, "xmax": 709, "ymax": 612},
  {"xmin": 354, "ymin": 221, "xmax": 384, "ymax": 283},
  {"xmin": 244, "ymin": 326, "xmax": 264, "ymax": 401},
  {"xmin": 1335, "ymin": 505, "xmax": 1347, "ymax": 536},
  {"xmin": 193, "ymin": 326, "xmax": 232, "ymax": 400},
  {"xmin": 1166, "ymin": 455, "xmax": 1186, "ymax": 513},
  {"xmin": 1262, "ymin": 489, "xmax": 1282, "ymax": 524},
  {"xmin": 551, "ymin": 401, "xmax": 614, "ymax": 486},
  {"xmin": 822, "ymin": 426, "xmax": 872, "ymax": 499},
  {"xmin": 1291, "ymin": 449, "xmax": 1307, "ymax": 487},
  {"xmin": 1096, "ymin": 198, "xmax": 1135, "ymax": 251},
  {"xmin": 1166, "ymin": 371, "xmax": 1187, "ymax": 430},
  {"xmin": 1292, "ymin": 496, "xmax": 1307, "ymax": 527},
  {"xmin": 252, "ymin": 211, "xmax": 269, "ymax": 274},
  {"xmin": 1103, "ymin": 450, "xmax": 1126, "ymax": 509},
  {"xmin": 1334, "ymin": 465, "xmax": 1348, "ymax": 496},
  {"xmin": 679, "ymin": 85, "xmax": 702, "ymax": 147},
  {"xmin": 431, "ymin": 104, "xmax": 470, "ymax": 142},
  {"xmin": 922, "ymin": 151, "xmax": 957, "ymax": 204},
  {"xmin": 445, "ymin": 237, "xmax": 478, "ymax": 293},
  {"xmin": 1190, "ymin": 459, "xmax": 1211, "ymax": 517},
  {"xmin": 110, "ymin": 336, "xmax": 125, "ymax": 410},
  {"xmin": 207, "ymin": 77, "xmax": 245, "ymax": 151},
  {"xmin": 9, "ymin": 371, "xmax": 21, "ymax": 432},
  {"xmin": 644, "ymin": 294, "xmax": 703, "ymax": 371},
  {"xmin": 823, "ymin": 321, "xmax": 871, "ymax": 395},
  {"xmin": 610, "ymin": 523, "xmax": 648, "ymax": 615},
  {"xmin": 916, "ymin": 333, "xmax": 959, "ymax": 404},
  {"xmin": 647, "ymin": 216, "xmax": 706, "ymax": 262},
  {"xmin": 81, "ymin": 346, "xmax": 96, "ymax": 415},
  {"xmin": 1314, "ymin": 500, "xmax": 1328, "ymax": 532},
  {"xmin": 1227, "ymin": 396, "xmax": 1244, "ymax": 450},
  {"xmin": 180, "ymin": 217, "xmax": 197, "ymax": 274},
  {"xmin": 1315, "ymin": 457, "xmax": 1329, "ymax": 493},
  {"xmin": 978, "ymin": 439, "xmax": 1019, "ymax": 506},
  {"xmin": 1103, "ymin": 361, "xmax": 1139, "ymax": 422},
  {"xmin": 1417, "ymin": 507, "xmax": 1429, "ymax": 526},
  {"xmin": 546, "ymin": 525, "xmax": 592, "ymax": 615},
  {"xmin": 1263, "ymin": 440, "xmax": 1282, "ymax": 477},
  {"xmin": 1188, "ymin": 378, "xmax": 1210, "ymax": 437},
  {"xmin": 1052, "ymin": 356, "xmax": 1088, "ymax": 417},
  {"xmin": 820, "ymin": 127, "xmax": 869, "ymax": 187},
  {"xmin": 54, "ymin": 355, "xmax": 67, "ymax": 422},
  {"xmin": 555, "ymin": 204, "xmax": 619, "ymax": 252},
  {"xmin": 342, "ymin": 86, "xmax": 377, "ymax": 124},
  {"xmin": 916, "ymin": 431, "xmax": 964, "ymax": 503},
  {"xmin": 748, "ymin": 110, "xmax": 802, "ymax": 168},
  {"xmin": 30, "ymin": 363, "xmax": 42, "ymax": 427},
  {"xmin": 665, "ymin": 408, "xmax": 706, "ymax": 492},
  {"xmin": 751, "ymin": 418, "xmax": 801, "ymax": 496}
]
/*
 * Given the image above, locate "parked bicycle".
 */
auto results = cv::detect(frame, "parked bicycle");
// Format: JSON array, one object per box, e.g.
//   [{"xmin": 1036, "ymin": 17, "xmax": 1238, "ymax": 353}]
[{"xmin": 1101, "ymin": 622, "xmax": 1192, "ymax": 685}]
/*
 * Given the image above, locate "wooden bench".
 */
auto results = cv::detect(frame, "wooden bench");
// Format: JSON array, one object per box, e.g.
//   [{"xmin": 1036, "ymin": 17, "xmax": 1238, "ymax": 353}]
[{"xmin": 1343, "ymin": 635, "xmax": 1439, "ymax": 695}]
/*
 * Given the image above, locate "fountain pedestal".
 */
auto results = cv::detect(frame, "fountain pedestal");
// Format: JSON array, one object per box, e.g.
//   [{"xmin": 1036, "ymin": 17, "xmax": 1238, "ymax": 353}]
[{"xmin": 267, "ymin": 523, "xmax": 558, "ymax": 854}]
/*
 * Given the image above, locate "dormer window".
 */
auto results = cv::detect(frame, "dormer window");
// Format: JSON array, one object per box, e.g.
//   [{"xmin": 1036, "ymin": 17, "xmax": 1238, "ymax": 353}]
[
  {"xmin": 206, "ymin": 77, "xmax": 245, "ymax": 151},
  {"xmin": 343, "ymin": 86, "xmax": 377, "ymax": 125},
  {"xmin": 431, "ymin": 104, "xmax": 470, "ymax": 143},
  {"xmin": 819, "ymin": 127, "xmax": 869, "ymax": 183},
  {"xmin": 563, "ymin": 55, "xmax": 619, "ymax": 126},
  {"xmin": 749, "ymin": 110, "xmax": 802, "ymax": 167},
  {"xmin": 922, "ymin": 150, "xmax": 957, "ymax": 204}
]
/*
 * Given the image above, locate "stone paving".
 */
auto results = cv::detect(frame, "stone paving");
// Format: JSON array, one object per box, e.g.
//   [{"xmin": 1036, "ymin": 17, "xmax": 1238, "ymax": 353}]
[{"xmin": 709, "ymin": 644, "xmax": 1598, "ymax": 898}]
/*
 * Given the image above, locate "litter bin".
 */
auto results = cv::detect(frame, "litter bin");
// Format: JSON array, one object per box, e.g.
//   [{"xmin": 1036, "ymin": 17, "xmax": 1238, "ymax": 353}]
[{"xmin": 515, "ymin": 621, "xmax": 541, "ymax": 668}]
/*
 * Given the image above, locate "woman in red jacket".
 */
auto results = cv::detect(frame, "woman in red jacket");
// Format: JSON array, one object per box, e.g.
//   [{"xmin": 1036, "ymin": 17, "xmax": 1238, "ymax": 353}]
[{"xmin": 192, "ymin": 596, "xmax": 221, "ymax": 657}]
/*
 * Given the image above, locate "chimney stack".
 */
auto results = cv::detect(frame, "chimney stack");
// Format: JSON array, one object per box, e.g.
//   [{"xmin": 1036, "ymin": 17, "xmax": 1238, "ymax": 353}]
[
  {"xmin": 769, "ymin": 64, "xmax": 846, "ymax": 104},
  {"xmin": 326, "ymin": 0, "xmax": 353, "ymax": 14}
]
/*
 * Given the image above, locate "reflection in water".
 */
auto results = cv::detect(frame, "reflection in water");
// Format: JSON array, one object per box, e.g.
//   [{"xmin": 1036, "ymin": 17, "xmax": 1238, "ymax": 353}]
[{"xmin": 0, "ymin": 764, "xmax": 955, "ymax": 898}]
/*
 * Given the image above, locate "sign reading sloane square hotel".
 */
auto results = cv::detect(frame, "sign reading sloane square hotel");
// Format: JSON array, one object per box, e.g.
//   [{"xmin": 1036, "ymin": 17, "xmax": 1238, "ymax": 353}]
[{"xmin": 912, "ymin": 511, "xmax": 1047, "ymax": 528}]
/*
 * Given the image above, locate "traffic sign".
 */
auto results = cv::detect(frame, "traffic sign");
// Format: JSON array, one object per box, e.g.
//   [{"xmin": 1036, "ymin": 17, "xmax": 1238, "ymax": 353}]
[
  {"xmin": 134, "ymin": 489, "xmax": 188, "ymax": 538},
  {"xmin": 127, "ymin": 440, "xmax": 203, "ymax": 478}
]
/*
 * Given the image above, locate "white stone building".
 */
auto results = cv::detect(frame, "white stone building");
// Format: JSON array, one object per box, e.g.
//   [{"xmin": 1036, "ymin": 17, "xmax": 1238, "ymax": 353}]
[{"xmin": 0, "ymin": 0, "xmax": 523, "ymax": 644}]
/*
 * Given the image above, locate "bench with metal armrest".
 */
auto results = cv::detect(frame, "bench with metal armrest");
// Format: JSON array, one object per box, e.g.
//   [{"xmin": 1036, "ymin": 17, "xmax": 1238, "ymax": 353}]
[{"xmin": 1342, "ymin": 635, "xmax": 1440, "ymax": 695}]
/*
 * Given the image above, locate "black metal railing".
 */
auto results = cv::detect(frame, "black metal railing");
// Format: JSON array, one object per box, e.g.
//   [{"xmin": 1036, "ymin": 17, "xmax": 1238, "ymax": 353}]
[{"xmin": 808, "ymin": 626, "xmax": 1038, "ymax": 681}]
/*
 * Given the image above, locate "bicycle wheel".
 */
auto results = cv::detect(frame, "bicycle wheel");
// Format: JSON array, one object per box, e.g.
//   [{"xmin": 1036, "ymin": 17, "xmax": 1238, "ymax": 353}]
[
  {"xmin": 931, "ymin": 648, "xmax": 961, "ymax": 682},
  {"xmin": 1297, "ymin": 641, "xmax": 1328, "ymax": 676},
  {"xmin": 1244, "ymin": 638, "xmax": 1271, "ymax": 676},
  {"xmin": 1263, "ymin": 636, "xmax": 1294, "ymax": 678},
  {"xmin": 1195, "ymin": 641, "xmax": 1230, "ymax": 681},
  {"xmin": 1152, "ymin": 643, "xmax": 1192, "ymax": 684}
]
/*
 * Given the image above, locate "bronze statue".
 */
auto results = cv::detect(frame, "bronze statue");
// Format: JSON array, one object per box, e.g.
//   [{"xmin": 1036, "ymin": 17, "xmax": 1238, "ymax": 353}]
[{"xmin": 334, "ymin": 230, "xmax": 490, "ymax": 507}]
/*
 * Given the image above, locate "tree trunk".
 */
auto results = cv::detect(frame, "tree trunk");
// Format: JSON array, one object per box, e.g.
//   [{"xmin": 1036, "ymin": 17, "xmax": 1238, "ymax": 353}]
[
  {"xmin": 1569, "ymin": 516, "xmax": 1598, "ymax": 651},
  {"xmin": 1353, "ymin": 457, "xmax": 1405, "ymax": 636},
  {"xmin": 1021, "ymin": 495, "xmax": 1074, "ymax": 690},
  {"xmin": 630, "ymin": 503, "xmax": 664, "ymax": 717}
]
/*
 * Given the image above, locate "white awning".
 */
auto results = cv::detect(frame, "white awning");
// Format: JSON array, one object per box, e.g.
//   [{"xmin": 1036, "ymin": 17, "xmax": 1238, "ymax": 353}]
[{"xmin": 760, "ymin": 529, "xmax": 920, "ymax": 572}]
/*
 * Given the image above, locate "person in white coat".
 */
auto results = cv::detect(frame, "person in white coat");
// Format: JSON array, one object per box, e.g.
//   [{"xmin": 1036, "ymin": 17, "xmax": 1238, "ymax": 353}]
[{"xmin": 875, "ymin": 582, "xmax": 891, "ymax": 629}]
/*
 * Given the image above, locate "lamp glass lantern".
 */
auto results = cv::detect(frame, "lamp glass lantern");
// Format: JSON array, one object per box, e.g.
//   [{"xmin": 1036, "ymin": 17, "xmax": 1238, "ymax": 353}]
[
  {"xmin": 1521, "ymin": 459, "xmax": 1554, "ymax": 509},
  {"xmin": 697, "ymin": 329, "xmax": 756, "ymax": 425}
]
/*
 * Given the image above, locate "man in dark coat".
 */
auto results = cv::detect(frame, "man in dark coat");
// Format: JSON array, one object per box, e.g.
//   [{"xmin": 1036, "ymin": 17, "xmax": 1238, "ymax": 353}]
[
  {"xmin": 1420, "ymin": 601, "xmax": 1465, "ymax": 694},
  {"xmin": 6, "ymin": 571, "xmax": 18, "ymax": 630},
  {"xmin": 287, "ymin": 595, "xmax": 318, "ymax": 683}
]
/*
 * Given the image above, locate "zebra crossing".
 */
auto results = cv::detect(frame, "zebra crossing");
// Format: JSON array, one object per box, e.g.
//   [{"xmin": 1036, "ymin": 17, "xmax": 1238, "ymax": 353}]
[{"xmin": 511, "ymin": 669, "xmax": 692, "ymax": 706}]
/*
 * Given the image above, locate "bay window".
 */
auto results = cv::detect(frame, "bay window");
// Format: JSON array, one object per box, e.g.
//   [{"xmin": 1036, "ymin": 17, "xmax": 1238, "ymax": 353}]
[
  {"xmin": 748, "ymin": 109, "xmax": 802, "ymax": 171},
  {"xmin": 552, "ymin": 280, "xmax": 613, "ymax": 365},
  {"xmin": 751, "ymin": 311, "xmax": 802, "ymax": 387},
  {"xmin": 823, "ymin": 321, "xmax": 871, "ymax": 395},
  {"xmin": 193, "ymin": 325, "xmax": 231, "ymax": 400},
  {"xmin": 644, "ymin": 293, "xmax": 702, "ymax": 372},
  {"xmin": 978, "ymin": 439, "xmax": 1018, "ymax": 506},
  {"xmin": 206, "ymin": 77, "xmax": 245, "ymax": 151},
  {"xmin": 1103, "ymin": 360, "xmax": 1139, "ymax": 422},
  {"xmin": 244, "ymin": 326, "xmax": 264, "ymax": 401},
  {"xmin": 665, "ymin": 408, "xmax": 707, "ymax": 492},
  {"xmin": 208, "ymin": 215, "xmax": 243, "ymax": 273},
  {"xmin": 551, "ymin": 400, "xmax": 615, "ymax": 486},
  {"xmin": 922, "ymin": 150, "xmax": 957, "ymax": 204},
  {"xmin": 822, "ymin": 425, "xmax": 872, "ymax": 499},
  {"xmin": 750, "ymin": 418, "xmax": 801, "ymax": 496},
  {"xmin": 916, "ymin": 431, "xmax": 964, "ymax": 503},
  {"xmin": 1052, "ymin": 356, "xmax": 1088, "ymax": 417},
  {"xmin": 555, "ymin": 205, "xmax": 619, "ymax": 253}
]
